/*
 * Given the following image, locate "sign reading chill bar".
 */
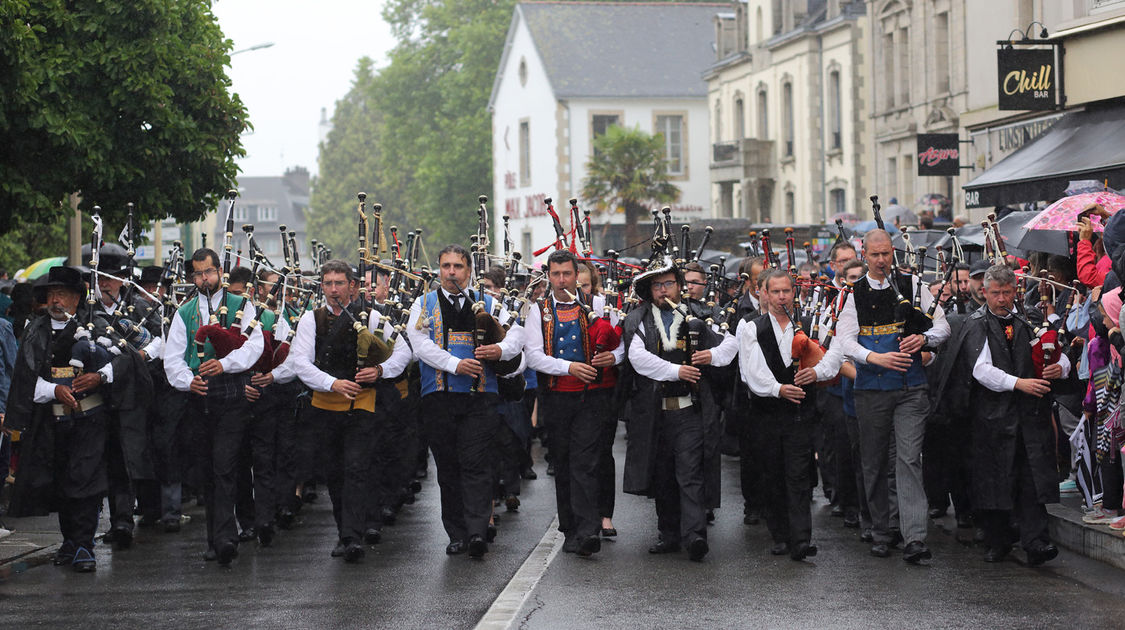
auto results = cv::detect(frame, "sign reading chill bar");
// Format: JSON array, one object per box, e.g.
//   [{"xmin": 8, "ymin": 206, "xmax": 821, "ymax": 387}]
[{"xmin": 997, "ymin": 48, "xmax": 1058, "ymax": 110}]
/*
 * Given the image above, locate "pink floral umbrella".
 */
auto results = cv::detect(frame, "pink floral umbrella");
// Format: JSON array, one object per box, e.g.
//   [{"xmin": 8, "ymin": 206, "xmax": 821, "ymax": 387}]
[{"xmin": 1023, "ymin": 191, "xmax": 1125, "ymax": 233}]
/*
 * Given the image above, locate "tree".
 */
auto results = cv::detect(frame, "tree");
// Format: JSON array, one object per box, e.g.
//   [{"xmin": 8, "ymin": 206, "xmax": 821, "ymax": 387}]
[
  {"xmin": 581, "ymin": 125, "xmax": 681, "ymax": 249},
  {"xmin": 0, "ymin": 0, "xmax": 249, "ymax": 234}
]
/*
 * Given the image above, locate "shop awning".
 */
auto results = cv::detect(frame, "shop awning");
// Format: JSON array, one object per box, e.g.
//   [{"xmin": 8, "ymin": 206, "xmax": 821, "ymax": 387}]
[{"xmin": 964, "ymin": 101, "xmax": 1125, "ymax": 208}]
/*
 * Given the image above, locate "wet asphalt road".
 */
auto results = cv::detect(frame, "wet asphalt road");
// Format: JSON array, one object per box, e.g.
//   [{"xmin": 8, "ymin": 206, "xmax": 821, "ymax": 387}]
[{"xmin": 5, "ymin": 425, "xmax": 1125, "ymax": 629}]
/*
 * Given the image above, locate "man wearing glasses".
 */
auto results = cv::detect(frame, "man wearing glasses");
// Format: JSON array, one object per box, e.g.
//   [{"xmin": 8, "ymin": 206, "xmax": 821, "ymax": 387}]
[{"xmin": 164, "ymin": 248, "xmax": 264, "ymax": 566}]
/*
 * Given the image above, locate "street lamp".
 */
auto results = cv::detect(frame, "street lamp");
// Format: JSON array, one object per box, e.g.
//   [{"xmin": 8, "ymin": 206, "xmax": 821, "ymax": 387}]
[{"xmin": 231, "ymin": 41, "xmax": 275, "ymax": 56}]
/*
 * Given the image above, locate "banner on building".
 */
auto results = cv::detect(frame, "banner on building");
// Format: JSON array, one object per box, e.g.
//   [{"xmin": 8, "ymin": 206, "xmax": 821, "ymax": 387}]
[
  {"xmin": 916, "ymin": 134, "xmax": 960, "ymax": 176},
  {"xmin": 997, "ymin": 48, "xmax": 1058, "ymax": 111}
]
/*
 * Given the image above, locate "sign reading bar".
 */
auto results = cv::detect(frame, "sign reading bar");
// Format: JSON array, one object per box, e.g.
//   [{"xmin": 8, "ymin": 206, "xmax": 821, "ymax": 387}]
[
  {"xmin": 997, "ymin": 48, "xmax": 1057, "ymax": 110},
  {"xmin": 916, "ymin": 134, "xmax": 960, "ymax": 176}
]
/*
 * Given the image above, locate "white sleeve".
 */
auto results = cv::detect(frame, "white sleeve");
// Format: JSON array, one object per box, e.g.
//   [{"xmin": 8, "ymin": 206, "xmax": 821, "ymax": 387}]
[
  {"xmin": 379, "ymin": 316, "xmax": 411, "ymax": 379},
  {"xmin": 495, "ymin": 305, "xmax": 523, "ymax": 361},
  {"xmin": 708, "ymin": 330, "xmax": 739, "ymax": 367},
  {"xmin": 627, "ymin": 321, "xmax": 681, "ymax": 382},
  {"xmin": 813, "ymin": 339, "xmax": 845, "ymax": 382},
  {"xmin": 163, "ymin": 310, "xmax": 194, "ymax": 392},
  {"xmin": 972, "ymin": 342, "xmax": 1018, "ymax": 393},
  {"xmin": 738, "ymin": 320, "xmax": 782, "ymax": 399},
  {"xmin": 218, "ymin": 300, "xmax": 264, "ymax": 374},
  {"xmin": 1056, "ymin": 350, "xmax": 1072, "ymax": 379},
  {"xmin": 919, "ymin": 283, "xmax": 951, "ymax": 346},
  {"xmin": 522, "ymin": 302, "xmax": 572, "ymax": 377},
  {"xmin": 34, "ymin": 377, "xmax": 58, "ymax": 403},
  {"xmin": 406, "ymin": 296, "xmax": 462, "ymax": 375},
  {"xmin": 290, "ymin": 310, "xmax": 337, "ymax": 393},
  {"xmin": 142, "ymin": 335, "xmax": 163, "ymax": 362},
  {"xmin": 835, "ymin": 297, "xmax": 868, "ymax": 365}
]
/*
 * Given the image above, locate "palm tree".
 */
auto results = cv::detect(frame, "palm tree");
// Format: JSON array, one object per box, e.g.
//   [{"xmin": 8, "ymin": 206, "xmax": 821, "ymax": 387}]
[{"xmin": 581, "ymin": 125, "xmax": 680, "ymax": 250}]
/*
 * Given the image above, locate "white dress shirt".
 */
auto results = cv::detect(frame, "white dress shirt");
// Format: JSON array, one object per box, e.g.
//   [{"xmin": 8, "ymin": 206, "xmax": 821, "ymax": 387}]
[
  {"xmin": 289, "ymin": 306, "xmax": 412, "ymax": 393},
  {"xmin": 406, "ymin": 288, "xmax": 523, "ymax": 375},
  {"xmin": 522, "ymin": 293, "xmax": 625, "ymax": 376},
  {"xmin": 163, "ymin": 291, "xmax": 265, "ymax": 393},
  {"xmin": 739, "ymin": 311, "xmax": 843, "ymax": 399},
  {"xmin": 34, "ymin": 316, "xmax": 116, "ymax": 403},
  {"xmin": 835, "ymin": 272, "xmax": 950, "ymax": 365},
  {"xmin": 627, "ymin": 307, "xmax": 684, "ymax": 383}
]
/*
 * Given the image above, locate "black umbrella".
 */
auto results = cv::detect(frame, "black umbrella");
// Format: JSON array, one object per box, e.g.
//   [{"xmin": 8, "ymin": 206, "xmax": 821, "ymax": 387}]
[{"xmin": 1007, "ymin": 211, "xmax": 1070, "ymax": 255}]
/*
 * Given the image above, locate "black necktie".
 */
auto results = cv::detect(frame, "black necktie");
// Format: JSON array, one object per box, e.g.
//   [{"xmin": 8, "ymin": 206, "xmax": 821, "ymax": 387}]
[{"xmin": 451, "ymin": 294, "xmax": 462, "ymax": 312}]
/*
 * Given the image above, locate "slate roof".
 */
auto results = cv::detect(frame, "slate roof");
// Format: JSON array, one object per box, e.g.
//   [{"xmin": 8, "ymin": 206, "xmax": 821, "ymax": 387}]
[{"xmin": 512, "ymin": 1, "xmax": 727, "ymax": 99}]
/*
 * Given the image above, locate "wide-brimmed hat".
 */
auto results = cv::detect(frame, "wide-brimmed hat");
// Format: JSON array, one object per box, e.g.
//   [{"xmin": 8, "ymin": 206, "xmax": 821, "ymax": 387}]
[
  {"xmin": 34, "ymin": 265, "xmax": 87, "ymax": 302},
  {"xmin": 96, "ymin": 243, "xmax": 130, "ymax": 276},
  {"xmin": 632, "ymin": 254, "xmax": 680, "ymax": 302},
  {"xmin": 139, "ymin": 265, "xmax": 165, "ymax": 286}
]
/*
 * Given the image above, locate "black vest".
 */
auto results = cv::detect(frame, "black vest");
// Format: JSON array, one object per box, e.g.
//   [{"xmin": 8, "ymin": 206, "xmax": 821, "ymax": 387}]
[
  {"xmin": 643, "ymin": 306, "xmax": 691, "ymax": 398},
  {"xmin": 313, "ymin": 305, "xmax": 359, "ymax": 381},
  {"xmin": 749, "ymin": 313, "xmax": 812, "ymax": 417}
]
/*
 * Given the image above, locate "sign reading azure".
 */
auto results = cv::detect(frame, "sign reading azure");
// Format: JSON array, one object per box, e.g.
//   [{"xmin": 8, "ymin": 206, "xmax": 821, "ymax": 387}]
[
  {"xmin": 916, "ymin": 134, "xmax": 960, "ymax": 176},
  {"xmin": 996, "ymin": 48, "xmax": 1058, "ymax": 111}
]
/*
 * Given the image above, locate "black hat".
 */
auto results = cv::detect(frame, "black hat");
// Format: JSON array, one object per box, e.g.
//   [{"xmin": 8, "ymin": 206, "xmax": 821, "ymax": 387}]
[
  {"xmin": 96, "ymin": 243, "xmax": 130, "ymax": 276},
  {"xmin": 969, "ymin": 259, "xmax": 990, "ymax": 278},
  {"xmin": 140, "ymin": 265, "xmax": 165, "ymax": 285},
  {"xmin": 34, "ymin": 265, "xmax": 87, "ymax": 302}
]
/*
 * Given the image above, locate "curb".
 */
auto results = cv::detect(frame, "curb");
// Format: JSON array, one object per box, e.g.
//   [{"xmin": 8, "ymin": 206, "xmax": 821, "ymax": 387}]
[{"xmin": 1047, "ymin": 503, "xmax": 1125, "ymax": 571}]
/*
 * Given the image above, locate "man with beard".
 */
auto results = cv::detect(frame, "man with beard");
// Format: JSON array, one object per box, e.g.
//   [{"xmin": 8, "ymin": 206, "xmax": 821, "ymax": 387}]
[
  {"xmin": 936, "ymin": 265, "xmax": 1067, "ymax": 566},
  {"xmin": 523, "ymin": 249, "xmax": 623, "ymax": 557},
  {"xmin": 6, "ymin": 266, "xmax": 149, "ymax": 572},
  {"xmin": 164, "ymin": 248, "xmax": 264, "ymax": 566},
  {"xmin": 622, "ymin": 258, "xmax": 722, "ymax": 561}
]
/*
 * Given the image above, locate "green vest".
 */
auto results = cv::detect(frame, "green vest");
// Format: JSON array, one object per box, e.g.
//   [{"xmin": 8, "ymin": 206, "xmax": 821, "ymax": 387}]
[
  {"xmin": 259, "ymin": 308, "xmax": 278, "ymax": 334},
  {"xmin": 179, "ymin": 293, "xmax": 247, "ymax": 374}
]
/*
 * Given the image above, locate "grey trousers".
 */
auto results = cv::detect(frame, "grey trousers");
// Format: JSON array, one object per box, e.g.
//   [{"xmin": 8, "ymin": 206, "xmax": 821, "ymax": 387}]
[{"xmin": 854, "ymin": 386, "xmax": 929, "ymax": 545}]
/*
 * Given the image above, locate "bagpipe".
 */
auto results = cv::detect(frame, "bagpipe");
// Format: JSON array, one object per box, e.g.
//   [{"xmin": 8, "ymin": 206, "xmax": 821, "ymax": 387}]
[
  {"xmin": 194, "ymin": 190, "xmax": 254, "ymax": 367},
  {"xmin": 870, "ymin": 195, "xmax": 935, "ymax": 338}
]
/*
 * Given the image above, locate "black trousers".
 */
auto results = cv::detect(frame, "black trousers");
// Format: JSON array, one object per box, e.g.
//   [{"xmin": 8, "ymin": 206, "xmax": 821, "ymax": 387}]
[
  {"xmin": 104, "ymin": 415, "xmax": 136, "ymax": 532},
  {"xmin": 424, "ymin": 392, "xmax": 499, "ymax": 543},
  {"xmin": 597, "ymin": 413, "xmax": 617, "ymax": 520},
  {"xmin": 735, "ymin": 400, "xmax": 764, "ymax": 515},
  {"xmin": 753, "ymin": 409, "xmax": 813, "ymax": 546},
  {"xmin": 189, "ymin": 393, "xmax": 249, "ymax": 549},
  {"xmin": 54, "ymin": 413, "xmax": 108, "ymax": 548},
  {"xmin": 306, "ymin": 406, "xmax": 376, "ymax": 542},
  {"xmin": 653, "ymin": 405, "xmax": 707, "ymax": 546},
  {"xmin": 821, "ymin": 393, "xmax": 859, "ymax": 517},
  {"xmin": 923, "ymin": 420, "xmax": 973, "ymax": 518},
  {"xmin": 980, "ymin": 432, "xmax": 1051, "ymax": 551},
  {"xmin": 542, "ymin": 389, "xmax": 610, "ymax": 541}
]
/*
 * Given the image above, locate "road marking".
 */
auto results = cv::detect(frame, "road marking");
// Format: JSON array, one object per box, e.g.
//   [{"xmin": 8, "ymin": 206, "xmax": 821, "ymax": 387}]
[{"xmin": 475, "ymin": 516, "xmax": 563, "ymax": 630}]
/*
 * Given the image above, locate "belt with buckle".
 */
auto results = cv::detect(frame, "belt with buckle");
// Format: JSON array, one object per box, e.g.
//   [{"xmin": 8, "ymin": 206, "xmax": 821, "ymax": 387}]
[
  {"xmin": 662, "ymin": 395, "xmax": 692, "ymax": 411},
  {"xmin": 52, "ymin": 393, "xmax": 105, "ymax": 418}
]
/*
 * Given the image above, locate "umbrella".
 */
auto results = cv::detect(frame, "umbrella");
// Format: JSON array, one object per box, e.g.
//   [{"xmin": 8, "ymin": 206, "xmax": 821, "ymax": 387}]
[
  {"xmin": 892, "ymin": 229, "xmax": 947, "ymax": 251},
  {"xmin": 14, "ymin": 256, "xmax": 67, "ymax": 281},
  {"xmin": 1023, "ymin": 191, "xmax": 1125, "ymax": 234},
  {"xmin": 882, "ymin": 204, "xmax": 918, "ymax": 227},
  {"xmin": 853, "ymin": 220, "xmax": 900, "ymax": 235},
  {"xmin": 831, "ymin": 212, "xmax": 860, "ymax": 225},
  {"xmin": 996, "ymin": 211, "xmax": 1059, "ymax": 256}
]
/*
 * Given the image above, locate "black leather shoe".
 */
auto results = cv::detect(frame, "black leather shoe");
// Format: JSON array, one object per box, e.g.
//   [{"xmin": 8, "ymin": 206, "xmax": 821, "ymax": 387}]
[
  {"xmin": 770, "ymin": 542, "xmax": 790, "ymax": 556},
  {"xmin": 238, "ymin": 528, "xmax": 257, "ymax": 543},
  {"xmin": 860, "ymin": 529, "xmax": 874, "ymax": 543},
  {"xmin": 903, "ymin": 541, "xmax": 932, "ymax": 564},
  {"xmin": 928, "ymin": 507, "xmax": 948, "ymax": 519},
  {"xmin": 381, "ymin": 507, "xmax": 397, "ymax": 526},
  {"xmin": 983, "ymin": 546, "xmax": 1010, "ymax": 563},
  {"xmin": 468, "ymin": 534, "xmax": 487, "ymax": 558},
  {"xmin": 1026, "ymin": 544, "xmax": 1058, "ymax": 567},
  {"xmin": 54, "ymin": 541, "xmax": 77, "ymax": 566},
  {"xmin": 843, "ymin": 513, "xmax": 860, "ymax": 528},
  {"xmin": 790, "ymin": 542, "xmax": 817, "ymax": 561},
  {"xmin": 203, "ymin": 547, "xmax": 218, "ymax": 562},
  {"xmin": 688, "ymin": 538, "xmax": 709, "ymax": 562},
  {"xmin": 889, "ymin": 530, "xmax": 904, "ymax": 548},
  {"xmin": 276, "ymin": 510, "xmax": 295, "ymax": 530},
  {"xmin": 331, "ymin": 540, "xmax": 347, "ymax": 557},
  {"xmin": 446, "ymin": 540, "xmax": 466, "ymax": 555},
  {"xmin": 111, "ymin": 526, "xmax": 133, "ymax": 550},
  {"xmin": 521, "ymin": 467, "xmax": 538, "ymax": 480},
  {"xmin": 577, "ymin": 535, "xmax": 601, "ymax": 557},
  {"xmin": 562, "ymin": 537, "xmax": 580, "ymax": 553},
  {"xmin": 486, "ymin": 524, "xmax": 498, "ymax": 543},
  {"xmin": 648, "ymin": 540, "xmax": 680, "ymax": 554},
  {"xmin": 344, "ymin": 541, "xmax": 365, "ymax": 563},
  {"xmin": 601, "ymin": 527, "xmax": 618, "ymax": 538},
  {"xmin": 870, "ymin": 543, "xmax": 890, "ymax": 558},
  {"xmin": 505, "ymin": 495, "xmax": 520, "ymax": 512},
  {"xmin": 258, "ymin": 524, "xmax": 275, "ymax": 548},
  {"xmin": 364, "ymin": 528, "xmax": 382, "ymax": 545},
  {"xmin": 217, "ymin": 541, "xmax": 238, "ymax": 566}
]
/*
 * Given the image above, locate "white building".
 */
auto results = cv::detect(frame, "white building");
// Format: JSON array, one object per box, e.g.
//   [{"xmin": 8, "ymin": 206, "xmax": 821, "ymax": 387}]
[
  {"xmin": 706, "ymin": 0, "xmax": 870, "ymax": 224},
  {"xmin": 489, "ymin": 1, "xmax": 723, "ymax": 263}
]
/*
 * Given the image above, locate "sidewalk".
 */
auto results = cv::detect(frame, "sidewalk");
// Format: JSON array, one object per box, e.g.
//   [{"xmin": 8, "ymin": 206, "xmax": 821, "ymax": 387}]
[
  {"xmin": 0, "ymin": 510, "xmax": 112, "ymax": 576},
  {"xmin": 1048, "ymin": 492, "xmax": 1125, "ymax": 571}
]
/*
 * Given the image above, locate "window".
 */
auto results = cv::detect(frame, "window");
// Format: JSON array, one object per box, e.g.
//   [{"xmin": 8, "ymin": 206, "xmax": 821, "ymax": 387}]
[
  {"xmin": 901, "ymin": 155, "xmax": 914, "ymax": 209},
  {"xmin": 782, "ymin": 82, "xmax": 794, "ymax": 157},
  {"xmin": 934, "ymin": 12, "xmax": 950, "ymax": 94},
  {"xmin": 887, "ymin": 156, "xmax": 899, "ymax": 201},
  {"xmin": 258, "ymin": 206, "xmax": 277, "ymax": 222},
  {"xmin": 785, "ymin": 191, "xmax": 795, "ymax": 223},
  {"xmin": 591, "ymin": 113, "xmax": 620, "ymax": 157},
  {"xmin": 519, "ymin": 119, "xmax": 530, "ymax": 187},
  {"xmin": 898, "ymin": 27, "xmax": 910, "ymax": 105},
  {"xmin": 757, "ymin": 88, "xmax": 768, "ymax": 138},
  {"xmin": 734, "ymin": 97, "xmax": 745, "ymax": 140},
  {"xmin": 829, "ymin": 70, "xmax": 842, "ymax": 149},
  {"xmin": 655, "ymin": 114, "xmax": 684, "ymax": 176},
  {"xmin": 233, "ymin": 205, "xmax": 249, "ymax": 222},
  {"xmin": 830, "ymin": 188, "xmax": 846, "ymax": 216},
  {"xmin": 883, "ymin": 33, "xmax": 895, "ymax": 108},
  {"xmin": 518, "ymin": 57, "xmax": 528, "ymax": 87}
]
